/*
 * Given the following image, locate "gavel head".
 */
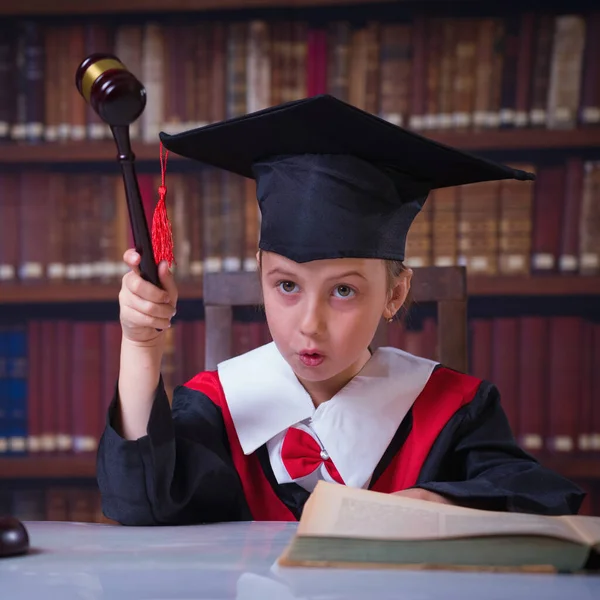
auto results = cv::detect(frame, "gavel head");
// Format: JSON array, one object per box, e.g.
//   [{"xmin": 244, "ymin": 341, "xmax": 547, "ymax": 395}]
[{"xmin": 75, "ymin": 53, "xmax": 146, "ymax": 126}]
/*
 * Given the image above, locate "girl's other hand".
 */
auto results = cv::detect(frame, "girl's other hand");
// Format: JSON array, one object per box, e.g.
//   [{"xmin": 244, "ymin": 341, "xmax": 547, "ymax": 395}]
[{"xmin": 392, "ymin": 488, "xmax": 455, "ymax": 505}]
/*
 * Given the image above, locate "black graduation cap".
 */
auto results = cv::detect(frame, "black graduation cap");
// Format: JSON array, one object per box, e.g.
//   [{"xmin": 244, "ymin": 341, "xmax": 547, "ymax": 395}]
[{"xmin": 159, "ymin": 94, "xmax": 534, "ymax": 263}]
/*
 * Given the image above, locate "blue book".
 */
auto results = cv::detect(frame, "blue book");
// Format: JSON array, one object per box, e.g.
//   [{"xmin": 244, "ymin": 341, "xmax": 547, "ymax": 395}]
[
  {"xmin": 6, "ymin": 325, "xmax": 27, "ymax": 455},
  {"xmin": 0, "ymin": 327, "xmax": 8, "ymax": 455}
]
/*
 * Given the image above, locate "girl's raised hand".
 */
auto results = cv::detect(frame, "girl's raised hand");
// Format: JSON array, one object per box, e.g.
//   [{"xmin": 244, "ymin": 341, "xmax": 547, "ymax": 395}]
[{"xmin": 118, "ymin": 248, "xmax": 178, "ymax": 345}]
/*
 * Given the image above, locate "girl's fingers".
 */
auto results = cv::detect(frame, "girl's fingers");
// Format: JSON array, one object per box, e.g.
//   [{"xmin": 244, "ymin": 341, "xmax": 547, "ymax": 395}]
[
  {"xmin": 158, "ymin": 261, "xmax": 178, "ymax": 306},
  {"xmin": 124, "ymin": 270, "xmax": 172, "ymax": 305},
  {"xmin": 123, "ymin": 248, "xmax": 141, "ymax": 267},
  {"xmin": 123, "ymin": 249, "xmax": 144, "ymax": 280},
  {"xmin": 120, "ymin": 305, "xmax": 173, "ymax": 331},
  {"xmin": 124, "ymin": 289, "xmax": 177, "ymax": 321}
]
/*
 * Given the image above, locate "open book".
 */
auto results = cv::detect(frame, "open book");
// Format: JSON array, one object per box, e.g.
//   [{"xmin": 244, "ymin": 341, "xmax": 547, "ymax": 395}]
[{"xmin": 277, "ymin": 481, "xmax": 600, "ymax": 573}]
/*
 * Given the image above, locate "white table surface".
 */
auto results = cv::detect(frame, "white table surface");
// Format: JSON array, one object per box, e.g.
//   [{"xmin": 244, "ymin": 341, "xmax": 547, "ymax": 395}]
[{"xmin": 1, "ymin": 521, "xmax": 599, "ymax": 599}]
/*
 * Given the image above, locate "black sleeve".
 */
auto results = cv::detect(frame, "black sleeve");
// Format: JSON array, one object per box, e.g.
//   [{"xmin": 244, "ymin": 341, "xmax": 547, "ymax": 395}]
[
  {"xmin": 96, "ymin": 377, "xmax": 251, "ymax": 526},
  {"xmin": 415, "ymin": 380, "xmax": 586, "ymax": 515}
]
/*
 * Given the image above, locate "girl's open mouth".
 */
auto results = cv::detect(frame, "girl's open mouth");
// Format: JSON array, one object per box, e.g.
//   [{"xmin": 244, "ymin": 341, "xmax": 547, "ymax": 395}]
[{"xmin": 299, "ymin": 352, "xmax": 325, "ymax": 367}]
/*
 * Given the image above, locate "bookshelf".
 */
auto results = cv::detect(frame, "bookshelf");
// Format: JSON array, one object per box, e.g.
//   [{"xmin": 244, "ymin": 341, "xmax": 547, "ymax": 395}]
[
  {"xmin": 2, "ymin": 128, "xmax": 600, "ymax": 163},
  {"xmin": 465, "ymin": 275, "xmax": 600, "ymax": 297},
  {"xmin": 2, "ymin": 275, "xmax": 600, "ymax": 305},
  {"xmin": 1, "ymin": 0, "xmax": 402, "ymax": 16},
  {"xmin": 1, "ymin": 0, "xmax": 600, "ymax": 524},
  {"xmin": 0, "ymin": 456, "xmax": 97, "ymax": 479}
]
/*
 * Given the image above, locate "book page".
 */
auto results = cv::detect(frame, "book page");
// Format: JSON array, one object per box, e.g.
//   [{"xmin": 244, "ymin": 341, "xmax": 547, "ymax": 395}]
[
  {"xmin": 561, "ymin": 516, "xmax": 600, "ymax": 547},
  {"xmin": 298, "ymin": 482, "xmax": 584, "ymax": 544}
]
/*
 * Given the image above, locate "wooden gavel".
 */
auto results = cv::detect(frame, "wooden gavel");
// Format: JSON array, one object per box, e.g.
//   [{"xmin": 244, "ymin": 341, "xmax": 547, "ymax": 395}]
[{"xmin": 75, "ymin": 53, "xmax": 161, "ymax": 289}]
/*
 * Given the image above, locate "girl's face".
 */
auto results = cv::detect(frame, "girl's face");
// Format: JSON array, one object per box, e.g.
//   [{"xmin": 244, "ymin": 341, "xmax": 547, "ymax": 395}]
[{"xmin": 260, "ymin": 251, "xmax": 410, "ymax": 398}]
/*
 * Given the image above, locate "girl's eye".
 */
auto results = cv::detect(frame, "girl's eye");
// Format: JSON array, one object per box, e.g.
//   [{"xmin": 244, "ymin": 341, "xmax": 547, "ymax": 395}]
[
  {"xmin": 278, "ymin": 281, "xmax": 299, "ymax": 294},
  {"xmin": 333, "ymin": 285, "xmax": 355, "ymax": 298}
]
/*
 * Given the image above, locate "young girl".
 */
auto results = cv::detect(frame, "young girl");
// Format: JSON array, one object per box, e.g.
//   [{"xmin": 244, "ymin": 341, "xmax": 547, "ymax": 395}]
[{"xmin": 97, "ymin": 95, "xmax": 584, "ymax": 525}]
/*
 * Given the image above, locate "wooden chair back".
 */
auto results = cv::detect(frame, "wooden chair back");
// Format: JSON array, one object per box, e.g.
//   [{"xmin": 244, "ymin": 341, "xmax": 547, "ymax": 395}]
[{"xmin": 203, "ymin": 266, "xmax": 468, "ymax": 373}]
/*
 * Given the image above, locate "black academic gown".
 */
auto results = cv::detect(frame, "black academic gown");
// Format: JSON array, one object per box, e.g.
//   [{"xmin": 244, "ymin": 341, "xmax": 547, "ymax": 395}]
[{"xmin": 96, "ymin": 358, "xmax": 585, "ymax": 526}]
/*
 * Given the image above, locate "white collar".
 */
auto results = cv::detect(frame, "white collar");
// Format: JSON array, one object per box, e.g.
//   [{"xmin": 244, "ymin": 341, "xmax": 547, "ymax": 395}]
[{"xmin": 217, "ymin": 342, "xmax": 438, "ymax": 488}]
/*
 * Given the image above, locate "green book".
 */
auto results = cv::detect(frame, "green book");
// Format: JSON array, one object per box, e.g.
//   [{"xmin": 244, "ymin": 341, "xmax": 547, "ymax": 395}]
[{"xmin": 278, "ymin": 481, "xmax": 600, "ymax": 573}]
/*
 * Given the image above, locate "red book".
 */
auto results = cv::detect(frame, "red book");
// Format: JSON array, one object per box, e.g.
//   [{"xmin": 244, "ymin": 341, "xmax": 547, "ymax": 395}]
[
  {"xmin": 592, "ymin": 323, "xmax": 600, "ymax": 453},
  {"xmin": 101, "ymin": 321, "xmax": 122, "ymax": 420},
  {"xmin": 514, "ymin": 12, "xmax": 536, "ymax": 127},
  {"xmin": 387, "ymin": 319, "xmax": 405, "ymax": 351},
  {"xmin": 40, "ymin": 321, "xmax": 58, "ymax": 453},
  {"xmin": 546, "ymin": 317, "xmax": 583, "ymax": 453},
  {"xmin": 578, "ymin": 321, "xmax": 594, "ymax": 452},
  {"xmin": 491, "ymin": 318, "xmax": 520, "ymax": 436},
  {"xmin": 248, "ymin": 322, "xmax": 264, "ymax": 352},
  {"xmin": 421, "ymin": 317, "xmax": 437, "ymax": 362},
  {"xmin": 517, "ymin": 317, "xmax": 548, "ymax": 452},
  {"xmin": 184, "ymin": 320, "xmax": 206, "ymax": 379},
  {"xmin": 54, "ymin": 320, "xmax": 73, "ymax": 454},
  {"xmin": 307, "ymin": 29, "xmax": 318, "ymax": 97},
  {"xmin": 409, "ymin": 14, "xmax": 427, "ymax": 130},
  {"xmin": 469, "ymin": 319, "xmax": 493, "ymax": 381},
  {"xmin": 233, "ymin": 321, "xmax": 252, "ymax": 357},
  {"xmin": 0, "ymin": 173, "xmax": 19, "ymax": 283},
  {"xmin": 315, "ymin": 29, "xmax": 328, "ymax": 96},
  {"xmin": 531, "ymin": 164, "xmax": 566, "ymax": 273},
  {"xmin": 260, "ymin": 321, "xmax": 273, "ymax": 345},
  {"xmin": 579, "ymin": 12, "xmax": 600, "ymax": 126},
  {"xmin": 559, "ymin": 157, "xmax": 584, "ymax": 273},
  {"xmin": 71, "ymin": 322, "xmax": 103, "ymax": 453},
  {"xmin": 404, "ymin": 327, "xmax": 423, "ymax": 358}
]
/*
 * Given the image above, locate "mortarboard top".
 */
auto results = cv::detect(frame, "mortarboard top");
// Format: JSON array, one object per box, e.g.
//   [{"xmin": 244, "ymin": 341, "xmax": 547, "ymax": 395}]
[{"xmin": 159, "ymin": 94, "xmax": 535, "ymax": 264}]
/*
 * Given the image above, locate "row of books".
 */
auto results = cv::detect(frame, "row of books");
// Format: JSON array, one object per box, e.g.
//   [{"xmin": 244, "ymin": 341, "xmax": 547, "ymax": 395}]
[
  {"xmin": 0, "ymin": 314, "xmax": 598, "ymax": 459},
  {"xmin": 1, "ymin": 157, "xmax": 598, "ymax": 285},
  {"xmin": 0, "ymin": 318, "xmax": 265, "ymax": 456},
  {"xmin": 0, "ymin": 485, "xmax": 113, "ymax": 525},
  {"xmin": 1, "ymin": 11, "xmax": 599, "ymax": 144}
]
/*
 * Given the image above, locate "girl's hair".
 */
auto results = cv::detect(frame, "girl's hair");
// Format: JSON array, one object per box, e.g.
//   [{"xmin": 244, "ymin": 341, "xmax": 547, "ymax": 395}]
[
  {"xmin": 384, "ymin": 260, "xmax": 410, "ymax": 294},
  {"xmin": 384, "ymin": 259, "xmax": 412, "ymax": 318}
]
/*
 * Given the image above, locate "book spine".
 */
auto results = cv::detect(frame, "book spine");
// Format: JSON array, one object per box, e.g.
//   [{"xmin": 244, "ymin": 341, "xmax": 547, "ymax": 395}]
[
  {"xmin": 546, "ymin": 15, "xmax": 586, "ymax": 130},
  {"xmin": 517, "ymin": 317, "xmax": 548, "ymax": 452},
  {"xmin": 578, "ymin": 12, "xmax": 600, "ymax": 126},
  {"xmin": 530, "ymin": 164, "xmax": 566, "ymax": 273},
  {"xmin": 0, "ymin": 23, "xmax": 15, "ymax": 141},
  {"xmin": 546, "ymin": 317, "xmax": 583, "ymax": 453},
  {"xmin": 558, "ymin": 157, "xmax": 584, "ymax": 273},
  {"xmin": 491, "ymin": 318, "xmax": 520, "ymax": 436}
]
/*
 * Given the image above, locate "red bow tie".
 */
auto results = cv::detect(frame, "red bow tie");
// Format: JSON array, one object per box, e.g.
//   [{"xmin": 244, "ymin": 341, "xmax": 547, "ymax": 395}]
[{"xmin": 281, "ymin": 427, "xmax": 344, "ymax": 484}]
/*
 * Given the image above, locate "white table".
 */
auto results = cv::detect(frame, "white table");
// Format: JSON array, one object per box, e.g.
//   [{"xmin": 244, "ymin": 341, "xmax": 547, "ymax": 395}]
[{"xmin": 1, "ymin": 521, "xmax": 599, "ymax": 599}]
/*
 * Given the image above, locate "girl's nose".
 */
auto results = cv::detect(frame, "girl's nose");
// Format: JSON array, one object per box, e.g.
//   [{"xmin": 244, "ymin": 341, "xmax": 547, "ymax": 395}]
[{"xmin": 299, "ymin": 299, "xmax": 326, "ymax": 338}]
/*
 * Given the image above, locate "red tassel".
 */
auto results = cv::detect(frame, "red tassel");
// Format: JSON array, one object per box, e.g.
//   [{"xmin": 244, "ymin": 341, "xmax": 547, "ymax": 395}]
[{"xmin": 151, "ymin": 142, "xmax": 175, "ymax": 266}]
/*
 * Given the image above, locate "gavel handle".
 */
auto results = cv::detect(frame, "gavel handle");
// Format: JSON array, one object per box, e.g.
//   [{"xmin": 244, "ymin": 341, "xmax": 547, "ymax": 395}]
[{"xmin": 111, "ymin": 125, "xmax": 161, "ymax": 289}]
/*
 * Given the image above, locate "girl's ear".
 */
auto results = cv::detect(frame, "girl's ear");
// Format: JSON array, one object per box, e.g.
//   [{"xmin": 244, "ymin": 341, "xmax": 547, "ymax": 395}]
[{"xmin": 383, "ymin": 268, "xmax": 412, "ymax": 320}]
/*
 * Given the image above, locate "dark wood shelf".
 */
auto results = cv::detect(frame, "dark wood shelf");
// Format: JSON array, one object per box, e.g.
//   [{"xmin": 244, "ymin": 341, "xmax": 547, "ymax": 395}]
[
  {"xmin": 2, "ymin": 128, "xmax": 600, "ymax": 164},
  {"xmin": 0, "ymin": 456, "xmax": 96, "ymax": 479},
  {"xmin": 2, "ymin": 275, "xmax": 599, "ymax": 304},
  {"xmin": 466, "ymin": 275, "xmax": 600, "ymax": 296},
  {"xmin": 1, "ymin": 453, "xmax": 598, "ymax": 480},
  {"xmin": 0, "ymin": 0, "xmax": 405, "ymax": 16},
  {"xmin": 0, "ymin": 281, "xmax": 201, "ymax": 304},
  {"xmin": 1, "ymin": 281, "xmax": 122, "ymax": 304}
]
